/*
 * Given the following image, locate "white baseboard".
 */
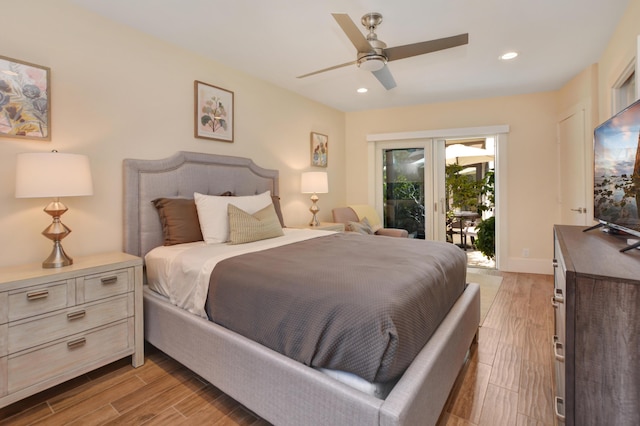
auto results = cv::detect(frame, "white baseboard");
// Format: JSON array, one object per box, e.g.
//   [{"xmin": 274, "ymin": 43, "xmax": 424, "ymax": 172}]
[{"xmin": 501, "ymin": 257, "xmax": 553, "ymax": 275}]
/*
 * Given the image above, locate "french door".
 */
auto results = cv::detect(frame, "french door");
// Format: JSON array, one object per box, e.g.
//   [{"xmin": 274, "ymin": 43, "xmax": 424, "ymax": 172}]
[{"xmin": 375, "ymin": 140, "xmax": 447, "ymax": 241}]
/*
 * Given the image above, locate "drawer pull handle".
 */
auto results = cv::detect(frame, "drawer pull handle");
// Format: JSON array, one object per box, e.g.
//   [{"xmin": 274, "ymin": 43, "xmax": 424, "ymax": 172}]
[
  {"xmin": 67, "ymin": 337, "xmax": 86, "ymax": 349},
  {"xmin": 26, "ymin": 290, "xmax": 49, "ymax": 300},
  {"xmin": 554, "ymin": 288, "xmax": 564, "ymax": 304},
  {"xmin": 67, "ymin": 310, "xmax": 86, "ymax": 321},
  {"xmin": 101, "ymin": 276, "xmax": 118, "ymax": 285},
  {"xmin": 553, "ymin": 335, "xmax": 565, "ymax": 362},
  {"xmin": 555, "ymin": 396, "xmax": 566, "ymax": 420}
]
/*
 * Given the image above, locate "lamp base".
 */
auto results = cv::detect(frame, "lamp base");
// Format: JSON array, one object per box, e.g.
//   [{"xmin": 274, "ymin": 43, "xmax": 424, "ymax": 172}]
[
  {"xmin": 41, "ymin": 198, "xmax": 73, "ymax": 268},
  {"xmin": 308, "ymin": 213, "xmax": 320, "ymax": 227},
  {"xmin": 43, "ymin": 240, "xmax": 73, "ymax": 268},
  {"xmin": 308, "ymin": 194, "xmax": 320, "ymax": 226}
]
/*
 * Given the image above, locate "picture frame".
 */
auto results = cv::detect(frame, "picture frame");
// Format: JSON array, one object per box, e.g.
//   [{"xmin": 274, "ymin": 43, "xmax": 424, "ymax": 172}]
[
  {"xmin": 310, "ymin": 132, "xmax": 328, "ymax": 167},
  {"xmin": 194, "ymin": 80, "xmax": 234, "ymax": 142},
  {"xmin": 0, "ymin": 55, "xmax": 51, "ymax": 141}
]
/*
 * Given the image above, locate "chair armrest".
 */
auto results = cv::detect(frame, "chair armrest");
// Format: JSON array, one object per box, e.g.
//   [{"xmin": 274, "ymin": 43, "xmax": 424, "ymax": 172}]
[{"xmin": 375, "ymin": 228, "xmax": 409, "ymax": 238}]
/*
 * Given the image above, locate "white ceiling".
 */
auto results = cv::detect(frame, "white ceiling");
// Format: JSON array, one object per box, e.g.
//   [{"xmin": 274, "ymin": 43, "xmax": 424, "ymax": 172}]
[{"xmin": 72, "ymin": 0, "xmax": 630, "ymax": 112}]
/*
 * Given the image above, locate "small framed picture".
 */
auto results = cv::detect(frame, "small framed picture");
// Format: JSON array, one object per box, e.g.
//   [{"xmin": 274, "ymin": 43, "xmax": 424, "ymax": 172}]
[
  {"xmin": 310, "ymin": 132, "xmax": 328, "ymax": 167},
  {"xmin": 194, "ymin": 80, "xmax": 234, "ymax": 142},
  {"xmin": 0, "ymin": 55, "xmax": 51, "ymax": 141}
]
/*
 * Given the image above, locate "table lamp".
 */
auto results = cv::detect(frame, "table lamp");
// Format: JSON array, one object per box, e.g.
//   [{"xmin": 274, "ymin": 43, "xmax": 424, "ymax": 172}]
[
  {"xmin": 15, "ymin": 151, "xmax": 94, "ymax": 268},
  {"xmin": 301, "ymin": 171, "xmax": 328, "ymax": 226}
]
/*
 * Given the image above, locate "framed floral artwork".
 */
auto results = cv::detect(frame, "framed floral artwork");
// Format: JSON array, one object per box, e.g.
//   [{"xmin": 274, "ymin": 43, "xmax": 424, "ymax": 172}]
[
  {"xmin": 310, "ymin": 132, "xmax": 328, "ymax": 167},
  {"xmin": 194, "ymin": 80, "xmax": 234, "ymax": 142},
  {"xmin": 0, "ymin": 55, "xmax": 51, "ymax": 141}
]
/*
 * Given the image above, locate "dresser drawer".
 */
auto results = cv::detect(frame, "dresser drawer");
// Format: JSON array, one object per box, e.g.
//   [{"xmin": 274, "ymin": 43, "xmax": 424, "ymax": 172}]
[
  {"xmin": 79, "ymin": 268, "xmax": 131, "ymax": 303},
  {"xmin": 8, "ymin": 281, "xmax": 73, "ymax": 322},
  {"xmin": 8, "ymin": 293, "xmax": 133, "ymax": 354},
  {"xmin": 7, "ymin": 319, "xmax": 132, "ymax": 394}
]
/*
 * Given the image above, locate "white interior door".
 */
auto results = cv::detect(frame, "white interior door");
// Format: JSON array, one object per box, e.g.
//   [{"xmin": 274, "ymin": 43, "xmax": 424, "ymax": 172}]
[{"xmin": 558, "ymin": 107, "xmax": 589, "ymax": 225}]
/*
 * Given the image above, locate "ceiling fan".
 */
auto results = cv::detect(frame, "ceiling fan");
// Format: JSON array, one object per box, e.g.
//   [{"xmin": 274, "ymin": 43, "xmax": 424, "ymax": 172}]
[{"xmin": 297, "ymin": 12, "xmax": 469, "ymax": 90}]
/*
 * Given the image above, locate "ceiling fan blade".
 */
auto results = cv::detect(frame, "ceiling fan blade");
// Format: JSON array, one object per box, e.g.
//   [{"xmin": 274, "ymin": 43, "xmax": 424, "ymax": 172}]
[
  {"xmin": 385, "ymin": 33, "xmax": 469, "ymax": 62},
  {"xmin": 332, "ymin": 13, "xmax": 373, "ymax": 53},
  {"xmin": 297, "ymin": 60, "xmax": 357, "ymax": 79},
  {"xmin": 372, "ymin": 65, "xmax": 397, "ymax": 90}
]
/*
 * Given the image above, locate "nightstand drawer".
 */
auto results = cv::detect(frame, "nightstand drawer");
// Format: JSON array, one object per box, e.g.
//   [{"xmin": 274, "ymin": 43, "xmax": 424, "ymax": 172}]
[
  {"xmin": 8, "ymin": 281, "xmax": 73, "ymax": 322},
  {"xmin": 9, "ymin": 293, "xmax": 133, "ymax": 353},
  {"xmin": 8, "ymin": 319, "xmax": 132, "ymax": 394},
  {"xmin": 80, "ymin": 268, "xmax": 131, "ymax": 303}
]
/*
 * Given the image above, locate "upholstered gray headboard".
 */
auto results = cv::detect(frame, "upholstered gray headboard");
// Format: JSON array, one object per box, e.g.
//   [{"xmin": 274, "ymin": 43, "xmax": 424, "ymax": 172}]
[{"xmin": 123, "ymin": 151, "xmax": 279, "ymax": 259}]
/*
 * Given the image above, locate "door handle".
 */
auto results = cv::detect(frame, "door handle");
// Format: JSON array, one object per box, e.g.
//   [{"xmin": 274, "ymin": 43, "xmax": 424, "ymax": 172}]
[{"xmin": 570, "ymin": 207, "xmax": 586, "ymax": 213}]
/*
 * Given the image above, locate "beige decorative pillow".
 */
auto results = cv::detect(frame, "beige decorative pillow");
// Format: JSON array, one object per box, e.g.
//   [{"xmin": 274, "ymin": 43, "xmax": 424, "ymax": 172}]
[
  {"xmin": 228, "ymin": 203, "xmax": 284, "ymax": 245},
  {"xmin": 346, "ymin": 217, "xmax": 374, "ymax": 235},
  {"xmin": 195, "ymin": 191, "xmax": 272, "ymax": 244}
]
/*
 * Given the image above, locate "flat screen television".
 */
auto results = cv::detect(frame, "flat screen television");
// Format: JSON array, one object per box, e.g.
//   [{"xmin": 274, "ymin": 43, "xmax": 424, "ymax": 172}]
[{"xmin": 592, "ymin": 97, "xmax": 640, "ymax": 249}]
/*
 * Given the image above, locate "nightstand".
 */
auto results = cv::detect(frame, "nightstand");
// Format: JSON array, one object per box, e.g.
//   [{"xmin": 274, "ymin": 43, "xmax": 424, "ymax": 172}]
[
  {"xmin": 0, "ymin": 252, "xmax": 143, "ymax": 408},
  {"xmin": 297, "ymin": 222, "xmax": 345, "ymax": 232}
]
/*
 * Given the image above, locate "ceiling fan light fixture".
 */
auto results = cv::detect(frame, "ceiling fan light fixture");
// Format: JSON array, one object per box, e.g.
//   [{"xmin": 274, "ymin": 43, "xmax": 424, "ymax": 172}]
[{"xmin": 357, "ymin": 54, "xmax": 386, "ymax": 72}]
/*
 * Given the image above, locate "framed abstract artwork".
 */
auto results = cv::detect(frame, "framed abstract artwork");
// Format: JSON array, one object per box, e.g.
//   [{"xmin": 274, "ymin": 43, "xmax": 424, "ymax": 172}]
[
  {"xmin": 194, "ymin": 80, "xmax": 234, "ymax": 142},
  {"xmin": 0, "ymin": 55, "xmax": 51, "ymax": 141},
  {"xmin": 310, "ymin": 132, "xmax": 328, "ymax": 167}
]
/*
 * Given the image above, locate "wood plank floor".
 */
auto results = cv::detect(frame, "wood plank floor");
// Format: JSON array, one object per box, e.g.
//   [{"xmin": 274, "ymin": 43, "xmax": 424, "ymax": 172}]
[{"xmin": 0, "ymin": 271, "xmax": 555, "ymax": 425}]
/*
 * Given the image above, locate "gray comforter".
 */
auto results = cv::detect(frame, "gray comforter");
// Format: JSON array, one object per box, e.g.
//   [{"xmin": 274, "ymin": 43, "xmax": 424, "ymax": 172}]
[{"xmin": 206, "ymin": 232, "xmax": 467, "ymax": 383}]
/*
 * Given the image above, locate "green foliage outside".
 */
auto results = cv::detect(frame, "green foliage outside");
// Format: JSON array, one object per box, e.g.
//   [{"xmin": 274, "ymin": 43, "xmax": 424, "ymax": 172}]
[
  {"xmin": 445, "ymin": 164, "xmax": 482, "ymax": 214},
  {"xmin": 384, "ymin": 175, "xmax": 425, "ymax": 237},
  {"xmin": 476, "ymin": 216, "xmax": 496, "ymax": 259},
  {"xmin": 445, "ymin": 165, "xmax": 495, "ymax": 259},
  {"xmin": 477, "ymin": 170, "xmax": 495, "ymax": 259}
]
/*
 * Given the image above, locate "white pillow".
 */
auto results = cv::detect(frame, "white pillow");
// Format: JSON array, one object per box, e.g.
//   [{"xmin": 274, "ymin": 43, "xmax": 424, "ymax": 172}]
[{"xmin": 194, "ymin": 191, "xmax": 272, "ymax": 243}]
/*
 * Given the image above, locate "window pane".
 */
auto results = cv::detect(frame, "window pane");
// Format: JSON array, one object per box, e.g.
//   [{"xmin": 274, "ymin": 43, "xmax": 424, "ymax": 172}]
[{"xmin": 383, "ymin": 148, "xmax": 425, "ymax": 238}]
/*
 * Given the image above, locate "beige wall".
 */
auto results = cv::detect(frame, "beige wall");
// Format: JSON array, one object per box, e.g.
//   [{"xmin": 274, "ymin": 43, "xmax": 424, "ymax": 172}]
[
  {"xmin": 0, "ymin": 0, "xmax": 345, "ymax": 268},
  {"xmin": 597, "ymin": 0, "xmax": 640, "ymax": 120},
  {"xmin": 557, "ymin": 64, "xmax": 598, "ymax": 119},
  {"xmin": 345, "ymin": 93, "xmax": 559, "ymax": 272}
]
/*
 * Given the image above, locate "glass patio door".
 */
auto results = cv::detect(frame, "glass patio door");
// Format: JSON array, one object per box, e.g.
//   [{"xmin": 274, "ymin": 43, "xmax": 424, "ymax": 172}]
[
  {"xmin": 383, "ymin": 148, "xmax": 426, "ymax": 238},
  {"xmin": 375, "ymin": 140, "xmax": 447, "ymax": 241}
]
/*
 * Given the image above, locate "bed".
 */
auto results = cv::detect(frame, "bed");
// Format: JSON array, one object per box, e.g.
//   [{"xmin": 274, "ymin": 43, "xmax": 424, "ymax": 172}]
[{"xmin": 123, "ymin": 151, "xmax": 480, "ymax": 426}]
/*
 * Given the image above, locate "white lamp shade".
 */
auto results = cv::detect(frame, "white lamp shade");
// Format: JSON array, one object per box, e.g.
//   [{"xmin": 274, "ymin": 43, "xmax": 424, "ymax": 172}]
[
  {"xmin": 301, "ymin": 171, "xmax": 328, "ymax": 194},
  {"xmin": 15, "ymin": 152, "xmax": 94, "ymax": 198}
]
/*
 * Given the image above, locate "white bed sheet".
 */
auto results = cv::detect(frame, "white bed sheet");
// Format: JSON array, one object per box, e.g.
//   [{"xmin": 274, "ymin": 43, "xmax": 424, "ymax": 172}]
[{"xmin": 145, "ymin": 228, "xmax": 335, "ymax": 318}]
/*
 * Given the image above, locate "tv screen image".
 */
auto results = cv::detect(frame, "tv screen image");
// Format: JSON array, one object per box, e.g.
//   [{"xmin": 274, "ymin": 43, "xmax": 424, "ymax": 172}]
[{"xmin": 593, "ymin": 98, "xmax": 640, "ymax": 238}]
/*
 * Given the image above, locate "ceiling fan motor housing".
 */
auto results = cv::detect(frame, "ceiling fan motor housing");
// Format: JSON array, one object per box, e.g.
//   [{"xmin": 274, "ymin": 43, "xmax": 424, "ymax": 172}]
[
  {"xmin": 358, "ymin": 19, "xmax": 387, "ymax": 72},
  {"xmin": 357, "ymin": 54, "xmax": 387, "ymax": 71}
]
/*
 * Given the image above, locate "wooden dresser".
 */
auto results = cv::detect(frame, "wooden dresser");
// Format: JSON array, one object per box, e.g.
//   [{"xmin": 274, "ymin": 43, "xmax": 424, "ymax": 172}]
[
  {"xmin": 0, "ymin": 252, "xmax": 143, "ymax": 408},
  {"xmin": 553, "ymin": 225, "xmax": 640, "ymax": 426}
]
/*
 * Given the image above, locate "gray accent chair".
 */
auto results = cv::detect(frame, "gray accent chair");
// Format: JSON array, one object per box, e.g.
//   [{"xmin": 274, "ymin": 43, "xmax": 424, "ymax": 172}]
[{"xmin": 332, "ymin": 207, "xmax": 409, "ymax": 238}]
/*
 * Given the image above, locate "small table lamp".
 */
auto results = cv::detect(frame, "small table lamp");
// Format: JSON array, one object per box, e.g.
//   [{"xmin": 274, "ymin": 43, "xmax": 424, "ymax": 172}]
[
  {"xmin": 15, "ymin": 151, "xmax": 93, "ymax": 268},
  {"xmin": 301, "ymin": 171, "xmax": 328, "ymax": 226}
]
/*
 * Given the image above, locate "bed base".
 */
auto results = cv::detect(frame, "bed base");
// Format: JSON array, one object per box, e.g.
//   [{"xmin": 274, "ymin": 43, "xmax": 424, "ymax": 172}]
[
  {"xmin": 143, "ymin": 283, "xmax": 479, "ymax": 426},
  {"xmin": 124, "ymin": 151, "xmax": 481, "ymax": 425}
]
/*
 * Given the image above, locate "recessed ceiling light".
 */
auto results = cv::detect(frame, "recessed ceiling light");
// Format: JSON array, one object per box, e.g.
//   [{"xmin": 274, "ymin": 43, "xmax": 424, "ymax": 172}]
[
  {"xmin": 499, "ymin": 51, "xmax": 518, "ymax": 61},
  {"xmin": 357, "ymin": 87, "xmax": 368, "ymax": 93}
]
